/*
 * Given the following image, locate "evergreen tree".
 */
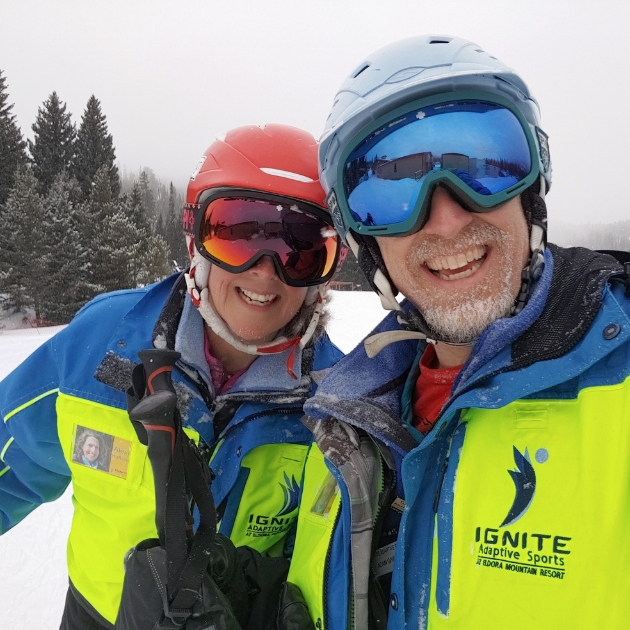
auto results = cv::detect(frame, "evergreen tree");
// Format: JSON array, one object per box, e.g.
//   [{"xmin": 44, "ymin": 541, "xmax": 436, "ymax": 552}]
[
  {"xmin": 28, "ymin": 92, "xmax": 75, "ymax": 194},
  {"xmin": 164, "ymin": 182, "xmax": 188, "ymax": 268},
  {"xmin": 140, "ymin": 234, "xmax": 172, "ymax": 285},
  {"xmin": 73, "ymin": 95, "xmax": 120, "ymax": 199},
  {"xmin": 39, "ymin": 173, "xmax": 98, "ymax": 323},
  {"xmin": 0, "ymin": 70, "xmax": 28, "ymax": 206},
  {"xmin": 138, "ymin": 170, "xmax": 156, "ymax": 223},
  {"xmin": 0, "ymin": 167, "xmax": 46, "ymax": 318},
  {"xmin": 80, "ymin": 166, "xmax": 128, "ymax": 292},
  {"xmin": 126, "ymin": 181, "xmax": 152, "ymax": 234},
  {"xmin": 90, "ymin": 164, "xmax": 114, "ymax": 206},
  {"xmin": 90, "ymin": 209, "xmax": 141, "ymax": 293}
]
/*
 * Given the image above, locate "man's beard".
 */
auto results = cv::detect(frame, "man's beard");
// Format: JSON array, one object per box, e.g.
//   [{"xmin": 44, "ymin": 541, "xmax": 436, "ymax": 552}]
[{"xmin": 405, "ymin": 222, "xmax": 524, "ymax": 344}]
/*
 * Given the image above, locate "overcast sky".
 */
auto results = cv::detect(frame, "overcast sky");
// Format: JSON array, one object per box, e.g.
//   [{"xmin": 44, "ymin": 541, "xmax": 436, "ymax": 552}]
[{"xmin": 2, "ymin": 0, "xmax": 629, "ymax": 227}]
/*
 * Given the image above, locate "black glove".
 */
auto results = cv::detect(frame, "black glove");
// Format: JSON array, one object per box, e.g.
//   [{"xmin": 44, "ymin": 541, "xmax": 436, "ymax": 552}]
[
  {"xmin": 277, "ymin": 582, "xmax": 315, "ymax": 630},
  {"xmin": 209, "ymin": 534, "xmax": 314, "ymax": 630}
]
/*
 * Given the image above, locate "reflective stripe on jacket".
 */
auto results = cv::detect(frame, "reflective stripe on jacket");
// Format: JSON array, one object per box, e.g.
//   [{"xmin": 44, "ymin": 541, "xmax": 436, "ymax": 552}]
[{"xmin": 0, "ymin": 273, "xmax": 342, "ymax": 625}]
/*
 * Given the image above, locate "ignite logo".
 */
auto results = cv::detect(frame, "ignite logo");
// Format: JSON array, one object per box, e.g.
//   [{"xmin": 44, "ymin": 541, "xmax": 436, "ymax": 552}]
[
  {"xmin": 500, "ymin": 446, "xmax": 536, "ymax": 527},
  {"xmin": 277, "ymin": 473, "xmax": 300, "ymax": 516}
]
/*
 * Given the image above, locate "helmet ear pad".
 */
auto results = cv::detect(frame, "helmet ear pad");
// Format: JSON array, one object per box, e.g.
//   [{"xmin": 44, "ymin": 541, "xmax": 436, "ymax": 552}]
[
  {"xmin": 347, "ymin": 230, "xmax": 398, "ymax": 296},
  {"xmin": 520, "ymin": 185, "xmax": 548, "ymax": 244}
]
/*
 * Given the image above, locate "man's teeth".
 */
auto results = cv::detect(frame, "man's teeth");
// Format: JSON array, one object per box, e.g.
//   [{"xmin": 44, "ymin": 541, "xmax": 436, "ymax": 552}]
[
  {"xmin": 238, "ymin": 288, "xmax": 277, "ymax": 305},
  {"xmin": 425, "ymin": 246, "xmax": 487, "ymax": 280}
]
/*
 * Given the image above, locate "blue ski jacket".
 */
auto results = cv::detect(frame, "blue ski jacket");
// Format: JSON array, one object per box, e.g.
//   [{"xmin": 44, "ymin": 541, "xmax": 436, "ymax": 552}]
[
  {"xmin": 288, "ymin": 245, "xmax": 630, "ymax": 630},
  {"xmin": 0, "ymin": 272, "xmax": 342, "ymax": 627}
]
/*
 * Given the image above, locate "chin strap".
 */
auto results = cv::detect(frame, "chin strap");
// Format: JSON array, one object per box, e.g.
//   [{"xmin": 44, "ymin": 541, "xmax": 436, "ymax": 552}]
[
  {"xmin": 184, "ymin": 242, "xmax": 324, "ymax": 379},
  {"xmin": 345, "ymin": 231, "xmax": 440, "ymax": 357}
]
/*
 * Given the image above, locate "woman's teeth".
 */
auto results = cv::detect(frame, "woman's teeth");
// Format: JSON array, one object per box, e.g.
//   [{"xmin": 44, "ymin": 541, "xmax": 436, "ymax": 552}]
[
  {"xmin": 238, "ymin": 288, "xmax": 278, "ymax": 305},
  {"xmin": 425, "ymin": 245, "xmax": 487, "ymax": 280}
]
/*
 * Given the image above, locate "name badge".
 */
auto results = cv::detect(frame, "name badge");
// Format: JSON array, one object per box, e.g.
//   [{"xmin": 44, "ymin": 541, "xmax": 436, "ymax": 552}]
[{"xmin": 72, "ymin": 425, "xmax": 132, "ymax": 478}]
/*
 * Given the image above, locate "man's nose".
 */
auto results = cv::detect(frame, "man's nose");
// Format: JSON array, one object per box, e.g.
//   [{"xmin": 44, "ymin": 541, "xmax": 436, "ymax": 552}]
[
  {"xmin": 249, "ymin": 255, "xmax": 279, "ymax": 280},
  {"xmin": 421, "ymin": 186, "xmax": 473, "ymax": 238}
]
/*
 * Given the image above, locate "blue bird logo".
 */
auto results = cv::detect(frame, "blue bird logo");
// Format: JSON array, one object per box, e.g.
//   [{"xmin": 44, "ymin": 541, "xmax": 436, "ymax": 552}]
[
  {"xmin": 277, "ymin": 473, "xmax": 300, "ymax": 516},
  {"xmin": 500, "ymin": 446, "xmax": 536, "ymax": 527}
]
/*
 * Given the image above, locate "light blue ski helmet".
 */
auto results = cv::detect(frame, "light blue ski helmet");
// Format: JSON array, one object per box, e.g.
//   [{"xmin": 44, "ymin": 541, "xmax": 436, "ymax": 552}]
[
  {"xmin": 318, "ymin": 35, "xmax": 551, "ymax": 341},
  {"xmin": 319, "ymin": 34, "xmax": 551, "ymax": 244}
]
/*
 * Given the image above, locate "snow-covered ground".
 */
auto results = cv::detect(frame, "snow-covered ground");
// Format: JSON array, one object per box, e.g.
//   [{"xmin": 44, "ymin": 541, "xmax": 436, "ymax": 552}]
[{"xmin": 0, "ymin": 290, "xmax": 385, "ymax": 629}]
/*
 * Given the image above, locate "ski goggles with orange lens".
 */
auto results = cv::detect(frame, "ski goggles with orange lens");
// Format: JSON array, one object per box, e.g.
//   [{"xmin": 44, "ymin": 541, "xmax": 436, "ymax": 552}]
[
  {"xmin": 331, "ymin": 92, "xmax": 550, "ymax": 237},
  {"xmin": 183, "ymin": 189, "xmax": 340, "ymax": 287}
]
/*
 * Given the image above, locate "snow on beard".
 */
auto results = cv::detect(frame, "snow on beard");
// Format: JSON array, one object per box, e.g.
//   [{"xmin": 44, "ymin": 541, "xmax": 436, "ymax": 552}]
[{"xmin": 406, "ymin": 221, "xmax": 521, "ymax": 345}]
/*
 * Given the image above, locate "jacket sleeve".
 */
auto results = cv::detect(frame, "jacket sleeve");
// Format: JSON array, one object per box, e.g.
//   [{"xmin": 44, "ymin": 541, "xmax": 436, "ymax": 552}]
[{"xmin": 0, "ymin": 335, "xmax": 71, "ymax": 534}]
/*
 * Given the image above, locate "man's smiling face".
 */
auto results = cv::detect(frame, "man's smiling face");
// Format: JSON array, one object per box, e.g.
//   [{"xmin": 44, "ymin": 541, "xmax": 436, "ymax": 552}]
[{"xmin": 377, "ymin": 186, "xmax": 530, "ymax": 344}]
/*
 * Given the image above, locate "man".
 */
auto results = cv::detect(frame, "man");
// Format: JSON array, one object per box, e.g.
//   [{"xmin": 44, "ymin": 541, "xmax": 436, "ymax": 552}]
[{"xmin": 286, "ymin": 35, "xmax": 630, "ymax": 629}]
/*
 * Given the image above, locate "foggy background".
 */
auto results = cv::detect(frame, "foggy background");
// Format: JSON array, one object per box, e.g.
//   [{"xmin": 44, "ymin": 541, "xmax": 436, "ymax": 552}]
[{"xmin": 2, "ymin": 0, "xmax": 629, "ymax": 236}]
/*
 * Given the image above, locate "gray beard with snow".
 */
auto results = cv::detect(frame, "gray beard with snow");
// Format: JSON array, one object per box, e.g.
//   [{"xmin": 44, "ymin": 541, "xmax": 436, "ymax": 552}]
[{"xmin": 406, "ymin": 222, "xmax": 521, "ymax": 345}]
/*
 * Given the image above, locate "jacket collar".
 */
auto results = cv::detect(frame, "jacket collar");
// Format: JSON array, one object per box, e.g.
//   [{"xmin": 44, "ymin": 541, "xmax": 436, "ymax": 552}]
[
  {"xmin": 95, "ymin": 272, "xmax": 311, "ymax": 400},
  {"xmin": 306, "ymin": 246, "xmax": 627, "ymax": 450}
]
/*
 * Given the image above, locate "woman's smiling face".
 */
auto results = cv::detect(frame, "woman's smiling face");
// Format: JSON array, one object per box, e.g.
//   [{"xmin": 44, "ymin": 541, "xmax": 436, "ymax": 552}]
[
  {"xmin": 82, "ymin": 436, "xmax": 100, "ymax": 463},
  {"xmin": 207, "ymin": 256, "xmax": 308, "ymax": 345}
]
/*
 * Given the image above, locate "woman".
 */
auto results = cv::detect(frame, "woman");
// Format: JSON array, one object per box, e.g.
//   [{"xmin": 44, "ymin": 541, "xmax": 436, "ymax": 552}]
[
  {"xmin": 72, "ymin": 430, "xmax": 106, "ymax": 471},
  {"xmin": 0, "ymin": 124, "xmax": 342, "ymax": 630}
]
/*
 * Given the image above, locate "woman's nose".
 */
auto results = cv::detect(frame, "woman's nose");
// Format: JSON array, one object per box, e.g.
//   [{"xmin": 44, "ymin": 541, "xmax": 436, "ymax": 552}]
[{"xmin": 249, "ymin": 255, "xmax": 279, "ymax": 280}]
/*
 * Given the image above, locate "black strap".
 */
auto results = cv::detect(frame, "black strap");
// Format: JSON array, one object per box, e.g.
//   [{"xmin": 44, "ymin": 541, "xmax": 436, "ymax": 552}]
[
  {"xmin": 161, "ymin": 416, "xmax": 218, "ymax": 617},
  {"xmin": 163, "ymin": 424, "xmax": 192, "ymax": 599},
  {"xmin": 169, "ymin": 437, "xmax": 217, "ymax": 612}
]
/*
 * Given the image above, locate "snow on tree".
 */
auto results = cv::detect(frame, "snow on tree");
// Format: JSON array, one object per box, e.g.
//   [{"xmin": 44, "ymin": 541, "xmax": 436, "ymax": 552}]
[
  {"xmin": 0, "ymin": 70, "xmax": 28, "ymax": 206},
  {"xmin": 140, "ymin": 233, "xmax": 172, "ymax": 285},
  {"xmin": 39, "ymin": 173, "xmax": 99, "ymax": 323},
  {"xmin": 0, "ymin": 167, "xmax": 45, "ymax": 318},
  {"xmin": 28, "ymin": 92, "xmax": 75, "ymax": 194},
  {"xmin": 126, "ymin": 180, "xmax": 152, "ymax": 234},
  {"xmin": 164, "ymin": 181, "xmax": 188, "ymax": 268},
  {"xmin": 73, "ymin": 95, "xmax": 120, "ymax": 200},
  {"xmin": 90, "ymin": 208, "xmax": 142, "ymax": 293},
  {"xmin": 138, "ymin": 169, "xmax": 156, "ymax": 223}
]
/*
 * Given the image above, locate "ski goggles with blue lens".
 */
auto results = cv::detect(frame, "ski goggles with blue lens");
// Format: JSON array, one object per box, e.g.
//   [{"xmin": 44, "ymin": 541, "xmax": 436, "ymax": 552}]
[{"xmin": 331, "ymin": 91, "xmax": 549, "ymax": 237}]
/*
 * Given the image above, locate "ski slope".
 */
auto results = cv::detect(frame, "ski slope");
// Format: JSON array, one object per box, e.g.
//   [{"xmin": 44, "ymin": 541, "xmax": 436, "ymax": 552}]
[{"xmin": 0, "ymin": 291, "xmax": 386, "ymax": 629}]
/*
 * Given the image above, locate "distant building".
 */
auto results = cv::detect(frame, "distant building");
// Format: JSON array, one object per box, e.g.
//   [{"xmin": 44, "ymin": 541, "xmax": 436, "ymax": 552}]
[
  {"xmin": 374, "ymin": 152, "xmax": 433, "ymax": 180},
  {"xmin": 442, "ymin": 152, "xmax": 469, "ymax": 172}
]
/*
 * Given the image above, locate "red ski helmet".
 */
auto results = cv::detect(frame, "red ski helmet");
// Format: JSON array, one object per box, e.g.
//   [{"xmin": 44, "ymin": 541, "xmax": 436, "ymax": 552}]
[{"xmin": 185, "ymin": 124, "xmax": 327, "ymax": 208}]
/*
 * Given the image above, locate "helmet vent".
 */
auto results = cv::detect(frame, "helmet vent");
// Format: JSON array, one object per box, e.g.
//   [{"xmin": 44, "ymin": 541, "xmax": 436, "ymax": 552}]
[
  {"xmin": 351, "ymin": 63, "xmax": 371, "ymax": 78},
  {"xmin": 429, "ymin": 38, "xmax": 451, "ymax": 44},
  {"xmin": 260, "ymin": 167, "xmax": 314, "ymax": 183}
]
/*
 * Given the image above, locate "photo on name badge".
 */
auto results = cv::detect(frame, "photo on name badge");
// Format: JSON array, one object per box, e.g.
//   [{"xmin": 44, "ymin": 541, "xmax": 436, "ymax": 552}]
[{"xmin": 72, "ymin": 425, "xmax": 132, "ymax": 478}]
